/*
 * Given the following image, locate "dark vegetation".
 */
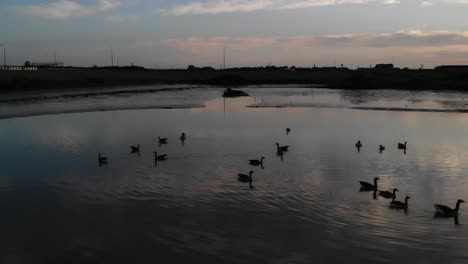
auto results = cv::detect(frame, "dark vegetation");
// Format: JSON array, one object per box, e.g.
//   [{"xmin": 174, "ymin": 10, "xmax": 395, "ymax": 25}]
[{"xmin": 2, "ymin": 65, "xmax": 468, "ymax": 92}]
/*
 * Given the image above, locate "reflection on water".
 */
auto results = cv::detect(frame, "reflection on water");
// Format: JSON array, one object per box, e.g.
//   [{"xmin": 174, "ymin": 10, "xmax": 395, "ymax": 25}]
[{"xmin": 1, "ymin": 87, "xmax": 468, "ymax": 263}]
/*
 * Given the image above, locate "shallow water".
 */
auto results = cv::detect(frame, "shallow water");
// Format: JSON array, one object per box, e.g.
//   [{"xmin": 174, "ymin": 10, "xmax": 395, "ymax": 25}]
[{"xmin": 1, "ymin": 86, "xmax": 468, "ymax": 263}]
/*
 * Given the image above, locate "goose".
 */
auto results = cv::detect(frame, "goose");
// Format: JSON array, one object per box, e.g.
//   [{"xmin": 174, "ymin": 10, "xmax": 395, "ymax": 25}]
[
  {"xmin": 275, "ymin": 143, "xmax": 289, "ymax": 152},
  {"xmin": 180, "ymin": 133, "xmax": 186, "ymax": 142},
  {"xmin": 238, "ymin": 170, "xmax": 254, "ymax": 189},
  {"xmin": 379, "ymin": 188, "xmax": 398, "ymax": 199},
  {"xmin": 355, "ymin": 140, "xmax": 362, "ymax": 149},
  {"xmin": 379, "ymin": 145, "xmax": 385, "ymax": 153},
  {"xmin": 158, "ymin": 137, "xmax": 168, "ymax": 145},
  {"xmin": 390, "ymin": 196, "xmax": 410, "ymax": 209},
  {"xmin": 153, "ymin": 151, "xmax": 167, "ymax": 161},
  {"xmin": 98, "ymin": 153, "xmax": 108, "ymax": 164},
  {"xmin": 398, "ymin": 141, "xmax": 407, "ymax": 150},
  {"xmin": 130, "ymin": 144, "xmax": 140, "ymax": 153},
  {"xmin": 277, "ymin": 150, "xmax": 284, "ymax": 160},
  {"xmin": 98, "ymin": 153, "xmax": 107, "ymax": 162},
  {"xmin": 249, "ymin": 157, "xmax": 265, "ymax": 166},
  {"xmin": 434, "ymin": 199, "xmax": 465, "ymax": 217},
  {"xmin": 286, "ymin": 128, "xmax": 291, "ymax": 134},
  {"xmin": 359, "ymin": 177, "xmax": 379, "ymax": 191}
]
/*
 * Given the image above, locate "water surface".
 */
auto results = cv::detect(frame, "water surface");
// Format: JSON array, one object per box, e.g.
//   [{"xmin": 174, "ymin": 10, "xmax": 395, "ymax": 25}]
[{"xmin": 1, "ymin": 86, "xmax": 468, "ymax": 263}]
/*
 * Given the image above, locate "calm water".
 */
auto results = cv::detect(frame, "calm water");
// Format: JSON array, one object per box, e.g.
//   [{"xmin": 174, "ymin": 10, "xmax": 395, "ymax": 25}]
[{"xmin": 2, "ymin": 86, "xmax": 468, "ymax": 263}]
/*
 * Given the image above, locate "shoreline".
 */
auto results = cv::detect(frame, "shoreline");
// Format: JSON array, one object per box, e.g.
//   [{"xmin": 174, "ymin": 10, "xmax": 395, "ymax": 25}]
[{"xmin": 2, "ymin": 67, "xmax": 468, "ymax": 93}]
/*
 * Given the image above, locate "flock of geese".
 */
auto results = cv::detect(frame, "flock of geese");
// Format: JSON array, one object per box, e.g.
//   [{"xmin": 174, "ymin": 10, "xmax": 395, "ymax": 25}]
[
  {"xmin": 356, "ymin": 140, "xmax": 464, "ymax": 221},
  {"xmin": 97, "ymin": 129, "xmax": 464, "ymax": 223}
]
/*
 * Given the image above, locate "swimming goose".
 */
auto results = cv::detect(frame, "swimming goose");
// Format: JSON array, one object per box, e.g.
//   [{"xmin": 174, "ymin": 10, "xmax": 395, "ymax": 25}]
[
  {"xmin": 277, "ymin": 150, "xmax": 284, "ymax": 160},
  {"xmin": 238, "ymin": 170, "xmax": 254, "ymax": 189},
  {"xmin": 398, "ymin": 141, "xmax": 407, "ymax": 150},
  {"xmin": 153, "ymin": 151, "xmax": 167, "ymax": 161},
  {"xmin": 434, "ymin": 199, "xmax": 465, "ymax": 217},
  {"xmin": 359, "ymin": 177, "xmax": 379, "ymax": 191},
  {"xmin": 379, "ymin": 188, "xmax": 398, "ymax": 199},
  {"xmin": 158, "ymin": 137, "xmax": 168, "ymax": 145},
  {"xmin": 131, "ymin": 144, "xmax": 140, "ymax": 153},
  {"xmin": 275, "ymin": 143, "xmax": 289, "ymax": 152},
  {"xmin": 390, "ymin": 196, "xmax": 410, "ymax": 209},
  {"xmin": 355, "ymin": 140, "xmax": 362, "ymax": 149},
  {"xmin": 180, "ymin": 133, "xmax": 186, "ymax": 142},
  {"xmin": 98, "ymin": 153, "xmax": 107, "ymax": 163},
  {"xmin": 249, "ymin": 157, "xmax": 265, "ymax": 166},
  {"xmin": 286, "ymin": 128, "xmax": 291, "ymax": 134},
  {"xmin": 379, "ymin": 145, "xmax": 385, "ymax": 153}
]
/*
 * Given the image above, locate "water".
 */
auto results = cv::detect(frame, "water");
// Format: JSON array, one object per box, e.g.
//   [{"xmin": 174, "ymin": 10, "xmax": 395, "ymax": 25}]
[{"xmin": 1, "ymin": 86, "xmax": 468, "ymax": 263}]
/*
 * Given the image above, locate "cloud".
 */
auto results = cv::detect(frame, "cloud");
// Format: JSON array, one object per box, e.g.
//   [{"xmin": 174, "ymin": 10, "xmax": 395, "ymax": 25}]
[
  {"xmin": 105, "ymin": 15, "xmax": 139, "ymax": 22},
  {"xmin": 19, "ymin": 0, "xmax": 94, "ymax": 20},
  {"xmin": 165, "ymin": 0, "xmax": 274, "ymax": 16},
  {"xmin": 420, "ymin": 1, "xmax": 434, "ymax": 6},
  {"xmin": 18, "ymin": 0, "xmax": 122, "ymax": 20},
  {"xmin": 99, "ymin": 0, "xmax": 122, "ymax": 11},
  {"xmin": 423, "ymin": 0, "xmax": 468, "ymax": 5},
  {"xmin": 162, "ymin": 0, "xmax": 399, "ymax": 15},
  {"xmin": 162, "ymin": 30, "xmax": 468, "ymax": 55}
]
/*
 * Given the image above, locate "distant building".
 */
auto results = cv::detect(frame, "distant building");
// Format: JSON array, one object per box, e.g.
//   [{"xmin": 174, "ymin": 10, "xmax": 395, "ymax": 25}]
[
  {"xmin": 31, "ymin": 62, "xmax": 64, "ymax": 68},
  {"xmin": 374, "ymin": 64, "xmax": 394, "ymax": 69}
]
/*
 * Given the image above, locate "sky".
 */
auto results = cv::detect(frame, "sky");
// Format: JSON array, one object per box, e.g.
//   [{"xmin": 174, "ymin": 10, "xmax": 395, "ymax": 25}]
[{"xmin": 2, "ymin": 0, "xmax": 468, "ymax": 68}]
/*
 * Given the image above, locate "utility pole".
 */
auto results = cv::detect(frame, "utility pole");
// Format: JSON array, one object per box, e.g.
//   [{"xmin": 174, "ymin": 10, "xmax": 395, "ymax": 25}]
[
  {"xmin": 223, "ymin": 47, "xmax": 226, "ymax": 70},
  {"xmin": 111, "ymin": 48, "xmax": 114, "ymax": 67},
  {"xmin": 0, "ymin": 44, "xmax": 5, "ymax": 67}
]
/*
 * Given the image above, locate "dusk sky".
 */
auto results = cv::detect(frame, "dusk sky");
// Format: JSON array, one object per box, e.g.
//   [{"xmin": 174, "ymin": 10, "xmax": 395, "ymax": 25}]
[{"xmin": 3, "ymin": 0, "xmax": 468, "ymax": 68}]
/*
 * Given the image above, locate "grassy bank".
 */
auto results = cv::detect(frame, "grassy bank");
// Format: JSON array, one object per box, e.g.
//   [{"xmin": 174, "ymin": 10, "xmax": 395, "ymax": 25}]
[{"xmin": 1, "ymin": 67, "xmax": 468, "ymax": 92}]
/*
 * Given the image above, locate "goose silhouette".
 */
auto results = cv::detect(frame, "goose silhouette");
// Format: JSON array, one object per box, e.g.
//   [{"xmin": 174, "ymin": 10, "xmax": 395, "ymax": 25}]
[
  {"xmin": 158, "ymin": 137, "xmax": 168, "ymax": 145},
  {"xmin": 355, "ymin": 140, "xmax": 362, "ymax": 150},
  {"xmin": 398, "ymin": 141, "xmax": 407, "ymax": 150},
  {"xmin": 98, "ymin": 153, "xmax": 108, "ymax": 166},
  {"xmin": 379, "ymin": 145, "xmax": 385, "ymax": 153},
  {"xmin": 275, "ymin": 143, "xmax": 289, "ymax": 152},
  {"xmin": 390, "ymin": 196, "xmax": 410, "ymax": 209},
  {"xmin": 238, "ymin": 170, "xmax": 254, "ymax": 189},
  {"xmin": 131, "ymin": 144, "xmax": 140, "ymax": 153},
  {"xmin": 434, "ymin": 199, "xmax": 465, "ymax": 217},
  {"xmin": 359, "ymin": 177, "xmax": 379, "ymax": 191},
  {"xmin": 153, "ymin": 151, "xmax": 167, "ymax": 161},
  {"xmin": 249, "ymin": 157, "xmax": 265, "ymax": 166},
  {"xmin": 379, "ymin": 188, "xmax": 398, "ymax": 199}
]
